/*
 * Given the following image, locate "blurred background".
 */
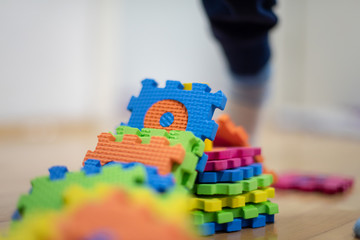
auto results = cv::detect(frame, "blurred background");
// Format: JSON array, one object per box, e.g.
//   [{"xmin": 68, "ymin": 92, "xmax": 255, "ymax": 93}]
[
  {"xmin": 1, "ymin": 0, "xmax": 360, "ymax": 137},
  {"xmin": 1, "ymin": 0, "xmax": 360, "ymax": 233}
]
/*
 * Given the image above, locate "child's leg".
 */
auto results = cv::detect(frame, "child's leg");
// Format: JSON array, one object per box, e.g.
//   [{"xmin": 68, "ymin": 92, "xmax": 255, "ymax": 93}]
[
  {"xmin": 225, "ymin": 62, "xmax": 272, "ymax": 144},
  {"xmin": 202, "ymin": 0, "xmax": 278, "ymax": 143}
]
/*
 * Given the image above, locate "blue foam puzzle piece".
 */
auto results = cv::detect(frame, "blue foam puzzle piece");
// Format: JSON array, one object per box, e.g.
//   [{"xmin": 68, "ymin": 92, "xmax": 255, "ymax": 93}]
[
  {"xmin": 199, "ymin": 214, "xmax": 274, "ymax": 236},
  {"xmin": 224, "ymin": 218, "xmax": 243, "ymax": 232},
  {"xmin": 82, "ymin": 159, "xmax": 102, "ymax": 175},
  {"xmin": 196, "ymin": 153, "xmax": 208, "ymax": 172},
  {"xmin": 105, "ymin": 161, "xmax": 175, "ymax": 193},
  {"xmin": 88, "ymin": 231, "xmax": 114, "ymax": 240},
  {"xmin": 11, "ymin": 210, "xmax": 22, "ymax": 221},
  {"xmin": 265, "ymin": 214, "xmax": 275, "ymax": 223},
  {"xmin": 159, "ymin": 112, "xmax": 174, "ymax": 127},
  {"xmin": 82, "ymin": 159, "xmax": 175, "ymax": 193},
  {"xmin": 196, "ymin": 163, "xmax": 263, "ymax": 183},
  {"xmin": 200, "ymin": 222, "xmax": 215, "ymax": 236},
  {"xmin": 125, "ymin": 79, "xmax": 227, "ymax": 141},
  {"xmin": 354, "ymin": 218, "xmax": 360, "ymax": 238},
  {"xmin": 252, "ymin": 163, "xmax": 263, "ymax": 176},
  {"xmin": 243, "ymin": 214, "xmax": 266, "ymax": 228},
  {"xmin": 48, "ymin": 166, "xmax": 68, "ymax": 180}
]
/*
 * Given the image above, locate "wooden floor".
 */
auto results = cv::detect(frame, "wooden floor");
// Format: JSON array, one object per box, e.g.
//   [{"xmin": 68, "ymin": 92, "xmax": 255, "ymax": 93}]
[{"xmin": 0, "ymin": 123, "xmax": 359, "ymax": 239}]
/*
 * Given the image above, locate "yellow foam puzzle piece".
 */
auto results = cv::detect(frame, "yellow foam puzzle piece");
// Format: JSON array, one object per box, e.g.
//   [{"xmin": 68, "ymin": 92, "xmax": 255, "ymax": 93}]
[
  {"xmin": 204, "ymin": 139, "xmax": 213, "ymax": 151},
  {"xmin": 190, "ymin": 187, "xmax": 275, "ymax": 212}
]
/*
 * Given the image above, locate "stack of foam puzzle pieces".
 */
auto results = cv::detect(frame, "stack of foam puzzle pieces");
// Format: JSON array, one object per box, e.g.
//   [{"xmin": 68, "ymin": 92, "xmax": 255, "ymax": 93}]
[
  {"xmin": 189, "ymin": 115, "xmax": 279, "ymax": 236},
  {"xmin": 2, "ymin": 79, "xmax": 278, "ymax": 239},
  {"xmin": 190, "ymin": 147, "xmax": 278, "ymax": 236}
]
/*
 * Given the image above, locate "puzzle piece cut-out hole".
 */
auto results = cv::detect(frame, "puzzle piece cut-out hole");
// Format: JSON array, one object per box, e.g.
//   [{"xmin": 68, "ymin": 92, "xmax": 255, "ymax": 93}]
[
  {"xmin": 144, "ymin": 99, "xmax": 188, "ymax": 131},
  {"xmin": 160, "ymin": 112, "xmax": 174, "ymax": 127}
]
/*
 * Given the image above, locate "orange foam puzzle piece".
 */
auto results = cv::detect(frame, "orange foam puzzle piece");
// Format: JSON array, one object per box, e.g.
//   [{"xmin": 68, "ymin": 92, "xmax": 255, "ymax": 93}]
[
  {"xmin": 144, "ymin": 99, "xmax": 188, "ymax": 131},
  {"xmin": 57, "ymin": 190, "xmax": 197, "ymax": 240},
  {"xmin": 213, "ymin": 114, "xmax": 277, "ymax": 183},
  {"xmin": 214, "ymin": 114, "xmax": 250, "ymax": 147},
  {"xmin": 84, "ymin": 133, "xmax": 185, "ymax": 175}
]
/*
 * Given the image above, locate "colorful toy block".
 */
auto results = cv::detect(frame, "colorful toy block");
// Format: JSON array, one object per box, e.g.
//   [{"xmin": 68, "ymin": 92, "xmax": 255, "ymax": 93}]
[
  {"xmin": 199, "ymin": 214, "xmax": 275, "ymax": 236},
  {"xmin": 140, "ymin": 127, "xmax": 208, "ymax": 172},
  {"xmin": 7, "ymin": 185, "xmax": 196, "ymax": 240},
  {"xmin": 58, "ymin": 187, "xmax": 196, "ymax": 240},
  {"xmin": 5, "ymin": 81, "xmax": 283, "ymax": 239},
  {"xmin": 113, "ymin": 126, "xmax": 207, "ymax": 188},
  {"xmin": 82, "ymin": 159, "xmax": 175, "ymax": 193},
  {"xmin": 274, "ymin": 172, "xmax": 354, "ymax": 194},
  {"xmin": 193, "ymin": 174, "xmax": 273, "ymax": 196},
  {"xmin": 204, "ymin": 139, "xmax": 213, "ymax": 151},
  {"xmin": 196, "ymin": 154, "xmax": 208, "ymax": 173},
  {"xmin": 354, "ymin": 218, "xmax": 360, "ymax": 238},
  {"xmin": 59, "ymin": 184, "xmax": 192, "ymax": 229},
  {"xmin": 49, "ymin": 166, "xmax": 68, "ymax": 180},
  {"xmin": 190, "ymin": 187, "xmax": 275, "ymax": 212},
  {"xmin": 205, "ymin": 147, "xmax": 261, "ymax": 161},
  {"xmin": 212, "ymin": 114, "xmax": 278, "ymax": 182},
  {"xmin": 192, "ymin": 201, "xmax": 279, "ymax": 225},
  {"xmin": 84, "ymin": 133, "xmax": 185, "ymax": 176},
  {"xmin": 115, "ymin": 126, "xmax": 207, "ymax": 172},
  {"xmin": 213, "ymin": 114, "xmax": 250, "ymax": 147},
  {"xmin": 204, "ymin": 157, "xmax": 254, "ymax": 172},
  {"xmin": 125, "ymin": 79, "xmax": 227, "ymax": 141},
  {"xmin": 197, "ymin": 163, "xmax": 262, "ymax": 183},
  {"xmin": 17, "ymin": 164, "xmax": 148, "ymax": 217}
]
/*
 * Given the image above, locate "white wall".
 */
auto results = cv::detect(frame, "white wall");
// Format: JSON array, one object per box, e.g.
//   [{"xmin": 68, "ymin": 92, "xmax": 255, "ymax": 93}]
[
  {"xmin": 1, "ymin": 0, "xmax": 359, "ymax": 136},
  {"xmin": 0, "ymin": 0, "xmax": 122, "ymax": 125},
  {"xmin": 118, "ymin": 0, "xmax": 228, "ymax": 117},
  {"xmin": 0, "ymin": 1, "xmax": 92, "ymax": 123},
  {"xmin": 273, "ymin": 0, "xmax": 360, "ymax": 137}
]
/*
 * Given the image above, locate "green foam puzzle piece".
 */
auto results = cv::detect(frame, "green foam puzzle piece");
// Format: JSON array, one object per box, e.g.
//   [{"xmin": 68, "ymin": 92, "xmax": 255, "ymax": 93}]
[
  {"xmin": 114, "ymin": 126, "xmax": 205, "ymax": 189},
  {"xmin": 193, "ymin": 174, "xmax": 273, "ymax": 196},
  {"xmin": 17, "ymin": 165, "xmax": 147, "ymax": 217},
  {"xmin": 192, "ymin": 201, "xmax": 279, "ymax": 225}
]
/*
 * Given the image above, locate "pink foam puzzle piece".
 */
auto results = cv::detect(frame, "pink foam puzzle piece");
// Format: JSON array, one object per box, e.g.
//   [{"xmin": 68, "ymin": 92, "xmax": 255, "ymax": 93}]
[
  {"xmin": 274, "ymin": 172, "xmax": 354, "ymax": 194},
  {"xmin": 205, "ymin": 147, "xmax": 261, "ymax": 161},
  {"xmin": 204, "ymin": 157, "xmax": 254, "ymax": 172}
]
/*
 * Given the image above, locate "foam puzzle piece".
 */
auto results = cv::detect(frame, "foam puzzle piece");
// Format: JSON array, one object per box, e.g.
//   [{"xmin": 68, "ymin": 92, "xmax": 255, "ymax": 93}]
[
  {"xmin": 204, "ymin": 157, "xmax": 254, "ymax": 172},
  {"xmin": 17, "ymin": 164, "xmax": 148, "ymax": 217},
  {"xmin": 354, "ymin": 218, "xmax": 360, "ymax": 238},
  {"xmin": 9, "ymin": 185, "xmax": 196, "ymax": 240},
  {"xmin": 49, "ymin": 166, "xmax": 68, "ymax": 180},
  {"xmin": 114, "ymin": 126, "xmax": 206, "ymax": 188},
  {"xmin": 206, "ymin": 147, "xmax": 261, "ymax": 161},
  {"xmin": 82, "ymin": 159, "xmax": 175, "ymax": 193},
  {"xmin": 81, "ymin": 159, "xmax": 102, "ymax": 175},
  {"xmin": 125, "ymin": 79, "xmax": 227, "ymax": 141},
  {"xmin": 190, "ymin": 187, "xmax": 275, "ymax": 212},
  {"xmin": 61, "ymin": 185, "xmax": 192, "ymax": 232},
  {"xmin": 213, "ymin": 114, "xmax": 278, "ymax": 183},
  {"xmin": 274, "ymin": 172, "xmax": 354, "ymax": 194},
  {"xmin": 192, "ymin": 201, "xmax": 279, "ymax": 225},
  {"xmin": 196, "ymin": 154, "xmax": 208, "ymax": 172},
  {"xmin": 116, "ymin": 126, "xmax": 206, "ymax": 170},
  {"xmin": 199, "ymin": 214, "xmax": 275, "ymax": 236},
  {"xmin": 197, "ymin": 163, "xmax": 262, "ymax": 183},
  {"xmin": 60, "ymin": 188, "xmax": 197, "ymax": 240},
  {"xmin": 190, "ymin": 187, "xmax": 274, "ymax": 212},
  {"xmin": 213, "ymin": 114, "xmax": 250, "ymax": 147},
  {"xmin": 204, "ymin": 139, "xmax": 213, "ymax": 152},
  {"xmin": 11, "ymin": 210, "xmax": 21, "ymax": 221},
  {"xmin": 193, "ymin": 174, "xmax": 273, "ymax": 196},
  {"xmin": 84, "ymin": 133, "xmax": 185, "ymax": 176}
]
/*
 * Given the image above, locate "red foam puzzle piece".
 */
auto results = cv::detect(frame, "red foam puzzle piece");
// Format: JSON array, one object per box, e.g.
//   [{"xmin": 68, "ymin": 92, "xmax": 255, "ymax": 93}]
[
  {"xmin": 274, "ymin": 172, "xmax": 354, "ymax": 194},
  {"xmin": 204, "ymin": 157, "xmax": 254, "ymax": 172}
]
